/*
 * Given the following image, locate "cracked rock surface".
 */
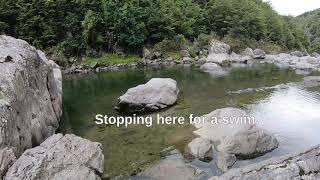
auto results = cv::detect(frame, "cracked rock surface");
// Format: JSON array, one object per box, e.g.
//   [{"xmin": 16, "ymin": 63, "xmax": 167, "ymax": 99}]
[
  {"xmin": 210, "ymin": 145, "xmax": 320, "ymax": 180},
  {"xmin": 5, "ymin": 134, "xmax": 104, "ymax": 180},
  {"xmin": 0, "ymin": 35, "xmax": 62, "ymax": 178}
]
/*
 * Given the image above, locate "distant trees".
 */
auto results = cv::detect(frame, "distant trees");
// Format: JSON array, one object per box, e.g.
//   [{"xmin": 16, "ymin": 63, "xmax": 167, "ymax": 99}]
[
  {"xmin": 0, "ymin": 0, "xmax": 311, "ymax": 57},
  {"xmin": 299, "ymin": 9, "xmax": 320, "ymax": 53}
]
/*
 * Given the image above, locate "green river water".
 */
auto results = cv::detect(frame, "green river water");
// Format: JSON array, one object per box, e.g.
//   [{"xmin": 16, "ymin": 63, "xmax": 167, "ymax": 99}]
[{"xmin": 60, "ymin": 63, "xmax": 320, "ymax": 179}]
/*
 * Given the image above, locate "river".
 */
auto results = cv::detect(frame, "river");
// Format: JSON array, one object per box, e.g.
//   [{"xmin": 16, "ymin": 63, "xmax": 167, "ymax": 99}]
[{"xmin": 59, "ymin": 63, "xmax": 320, "ymax": 178}]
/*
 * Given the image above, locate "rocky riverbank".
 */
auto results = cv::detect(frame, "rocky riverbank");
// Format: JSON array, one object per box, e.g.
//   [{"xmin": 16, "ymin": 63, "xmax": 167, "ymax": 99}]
[
  {"xmin": 210, "ymin": 145, "xmax": 320, "ymax": 180},
  {"xmin": 0, "ymin": 35, "xmax": 104, "ymax": 179},
  {"xmin": 62, "ymin": 39, "xmax": 320, "ymax": 76}
]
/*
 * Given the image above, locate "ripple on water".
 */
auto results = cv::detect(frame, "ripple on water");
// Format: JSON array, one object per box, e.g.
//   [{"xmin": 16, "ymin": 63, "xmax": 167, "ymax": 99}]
[{"xmin": 237, "ymin": 86, "xmax": 320, "ymax": 166}]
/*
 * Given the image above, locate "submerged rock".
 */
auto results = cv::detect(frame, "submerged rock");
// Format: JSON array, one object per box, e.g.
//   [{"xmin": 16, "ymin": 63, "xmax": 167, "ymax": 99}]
[
  {"xmin": 301, "ymin": 76, "xmax": 320, "ymax": 87},
  {"xmin": 210, "ymin": 145, "xmax": 320, "ymax": 180},
  {"xmin": 200, "ymin": 63, "xmax": 229, "ymax": 76},
  {"xmin": 131, "ymin": 150, "xmax": 202, "ymax": 180},
  {"xmin": 206, "ymin": 40, "xmax": 231, "ymax": 64},
  {"xmin": 5, "ymin": 134, "xmax": 104, "ymax": 180},
  {"xmin": 115, "ymin": 78, "xmax": 179, "ymax": 114},
  {"xmin": 0, "ymin": 35, "xmax": 62, "ymax": 177}
]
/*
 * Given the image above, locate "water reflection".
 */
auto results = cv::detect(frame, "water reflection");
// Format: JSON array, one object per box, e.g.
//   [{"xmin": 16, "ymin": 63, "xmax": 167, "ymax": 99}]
[{"xmin": 252, "ymin": 86, "xmax": 320, "ymax": 154}]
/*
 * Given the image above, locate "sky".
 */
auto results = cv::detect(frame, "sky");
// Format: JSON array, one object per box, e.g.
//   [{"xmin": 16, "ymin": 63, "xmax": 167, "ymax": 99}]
[{"xmin": 264, "ymin": 0, "xmax": 320, "ymax": 16}]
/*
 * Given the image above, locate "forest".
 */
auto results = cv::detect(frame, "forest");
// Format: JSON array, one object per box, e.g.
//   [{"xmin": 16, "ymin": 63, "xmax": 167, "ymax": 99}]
[{"xmin": 0, "ymin": 0, "xmax": 313, "ymax": 58}]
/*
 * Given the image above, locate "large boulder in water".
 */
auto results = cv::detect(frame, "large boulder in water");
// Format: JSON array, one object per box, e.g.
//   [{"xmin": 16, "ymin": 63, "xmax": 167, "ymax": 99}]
[
  {"xmin": 217, "ymin": 125, "xmax": 279, "ymax": 159},
  {"xmin": 191, "ymin": 108, "xmax": 278, "ymax": 172},
  {"xmin": 115, "ymin": 78, "xmax": 179, "ymax": 114},
  {"xmin": 5, "ymin": 134, "xmax": 104, "ymax": 180},
  {"xmin": 206, "ymin": 40, "xmax": 231, "ymax": 64},
  {"xmin": 0, "ymin": 36, "xmax": 62, "ymax": 177}
]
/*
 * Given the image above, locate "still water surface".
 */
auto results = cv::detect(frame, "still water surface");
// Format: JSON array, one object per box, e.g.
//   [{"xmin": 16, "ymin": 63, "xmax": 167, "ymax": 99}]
[{"xmin": 60, "ymin": 64, "xmax": 320, "ymax": 178}]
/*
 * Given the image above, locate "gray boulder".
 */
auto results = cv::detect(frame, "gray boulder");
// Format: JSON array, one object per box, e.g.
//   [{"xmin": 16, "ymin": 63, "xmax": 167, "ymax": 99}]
[
  {"xmin": 311, "ymin": 52, "xmax": 320, "ymax": 58},
  {"xmin": 193, "ymin": 108, "xmax": 250, "ymax": 140},
  {"xmin": 299, "ymin": 56, "xmax": 320, "ymax": 65},
  {"xmin": 301, "ymin": 76, "xmax": 320, "ymax": 87},
  {"xmin": 186, "ymin": 138, "xmax": 213, "ymax": 162},
  {"xmin": 241, "ymin": 48, "xmax": 254, "ymax": 57},
  {"xmin": 115, "ymin": 78, "xmax": 179, "ymax": 114},
  {"xmin": 206, "ymin": 40, "xmax": 231, "ymax": 64},
  {"xmin": 5, "ymin": 134, "xmax": 104, "ymax": 180},
  {"xmin": 294, "ymin": 62, "xmax": 316, "ymax": 70},
  {"xmin": 216, "ymin": 152, "xmax": 237, "ymax": 173},
  {"xmin": 229, "ymin": 52, "xmax": 251, "ymax": 63},
  {"xmin": 0, "ymin": 36, "xmax": 62, "ymax": 177},
  {"xmin": 217, "ymin": 125, "xmax": 279, "ymax": 159},
  {"xmin": 253, "ymin": 49, "xmax": 266, "ymax": 59},
  {"xmin": 291, "ymin": 51, "xmax": 304, "ymax": 57},
  {"xmin": 192, "ymin": 108, "xmax": 278, "ymax": 172},
  {"xmin": 210, "ymin": 145, "xmax": 320, "ymax": 180}
]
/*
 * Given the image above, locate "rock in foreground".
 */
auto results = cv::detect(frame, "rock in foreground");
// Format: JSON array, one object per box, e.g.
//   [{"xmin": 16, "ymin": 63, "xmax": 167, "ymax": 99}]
[
  {"xmin": 115, "ymin": 78, "xmax": 179, "ymax": 114},
  {"xmin": 210, "ymin": 145, "xmax": 320, "ymax": 180},
  {"xmin": 5, "ymin": 134, "xmax": 104, "ymax": 180},
  {"xmin": 0, "ymin": 35, "xmax": 62, "ymax": 177}
]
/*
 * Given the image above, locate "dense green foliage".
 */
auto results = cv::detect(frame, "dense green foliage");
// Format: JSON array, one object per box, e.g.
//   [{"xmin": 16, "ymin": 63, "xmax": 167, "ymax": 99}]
[
  {"xmin": 0, "ymin": 0, "xmax": 310, "ymax": 57},
  {"xmin": 297, "ymin": 9, "xmax": 320, "ymax": 53}
]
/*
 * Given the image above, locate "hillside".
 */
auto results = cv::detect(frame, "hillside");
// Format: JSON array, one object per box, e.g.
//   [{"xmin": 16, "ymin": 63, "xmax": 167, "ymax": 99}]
[
  {"xmin": 296, "ymin": 8, "xmax": 320, "ymax": 53},
  {"xmin": 0, "ymin": 0, "xmax": 310, "ymax": 59}
]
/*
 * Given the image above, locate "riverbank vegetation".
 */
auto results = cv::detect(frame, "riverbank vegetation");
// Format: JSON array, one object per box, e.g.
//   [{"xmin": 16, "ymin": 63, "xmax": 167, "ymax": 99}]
[
  {"xmin": 296, "ymin": 9, "xmax": 320, "ymax": 54},
  {"xmin": 0, "ymin": 0, "xmax": 315, "ymax": 63}
]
